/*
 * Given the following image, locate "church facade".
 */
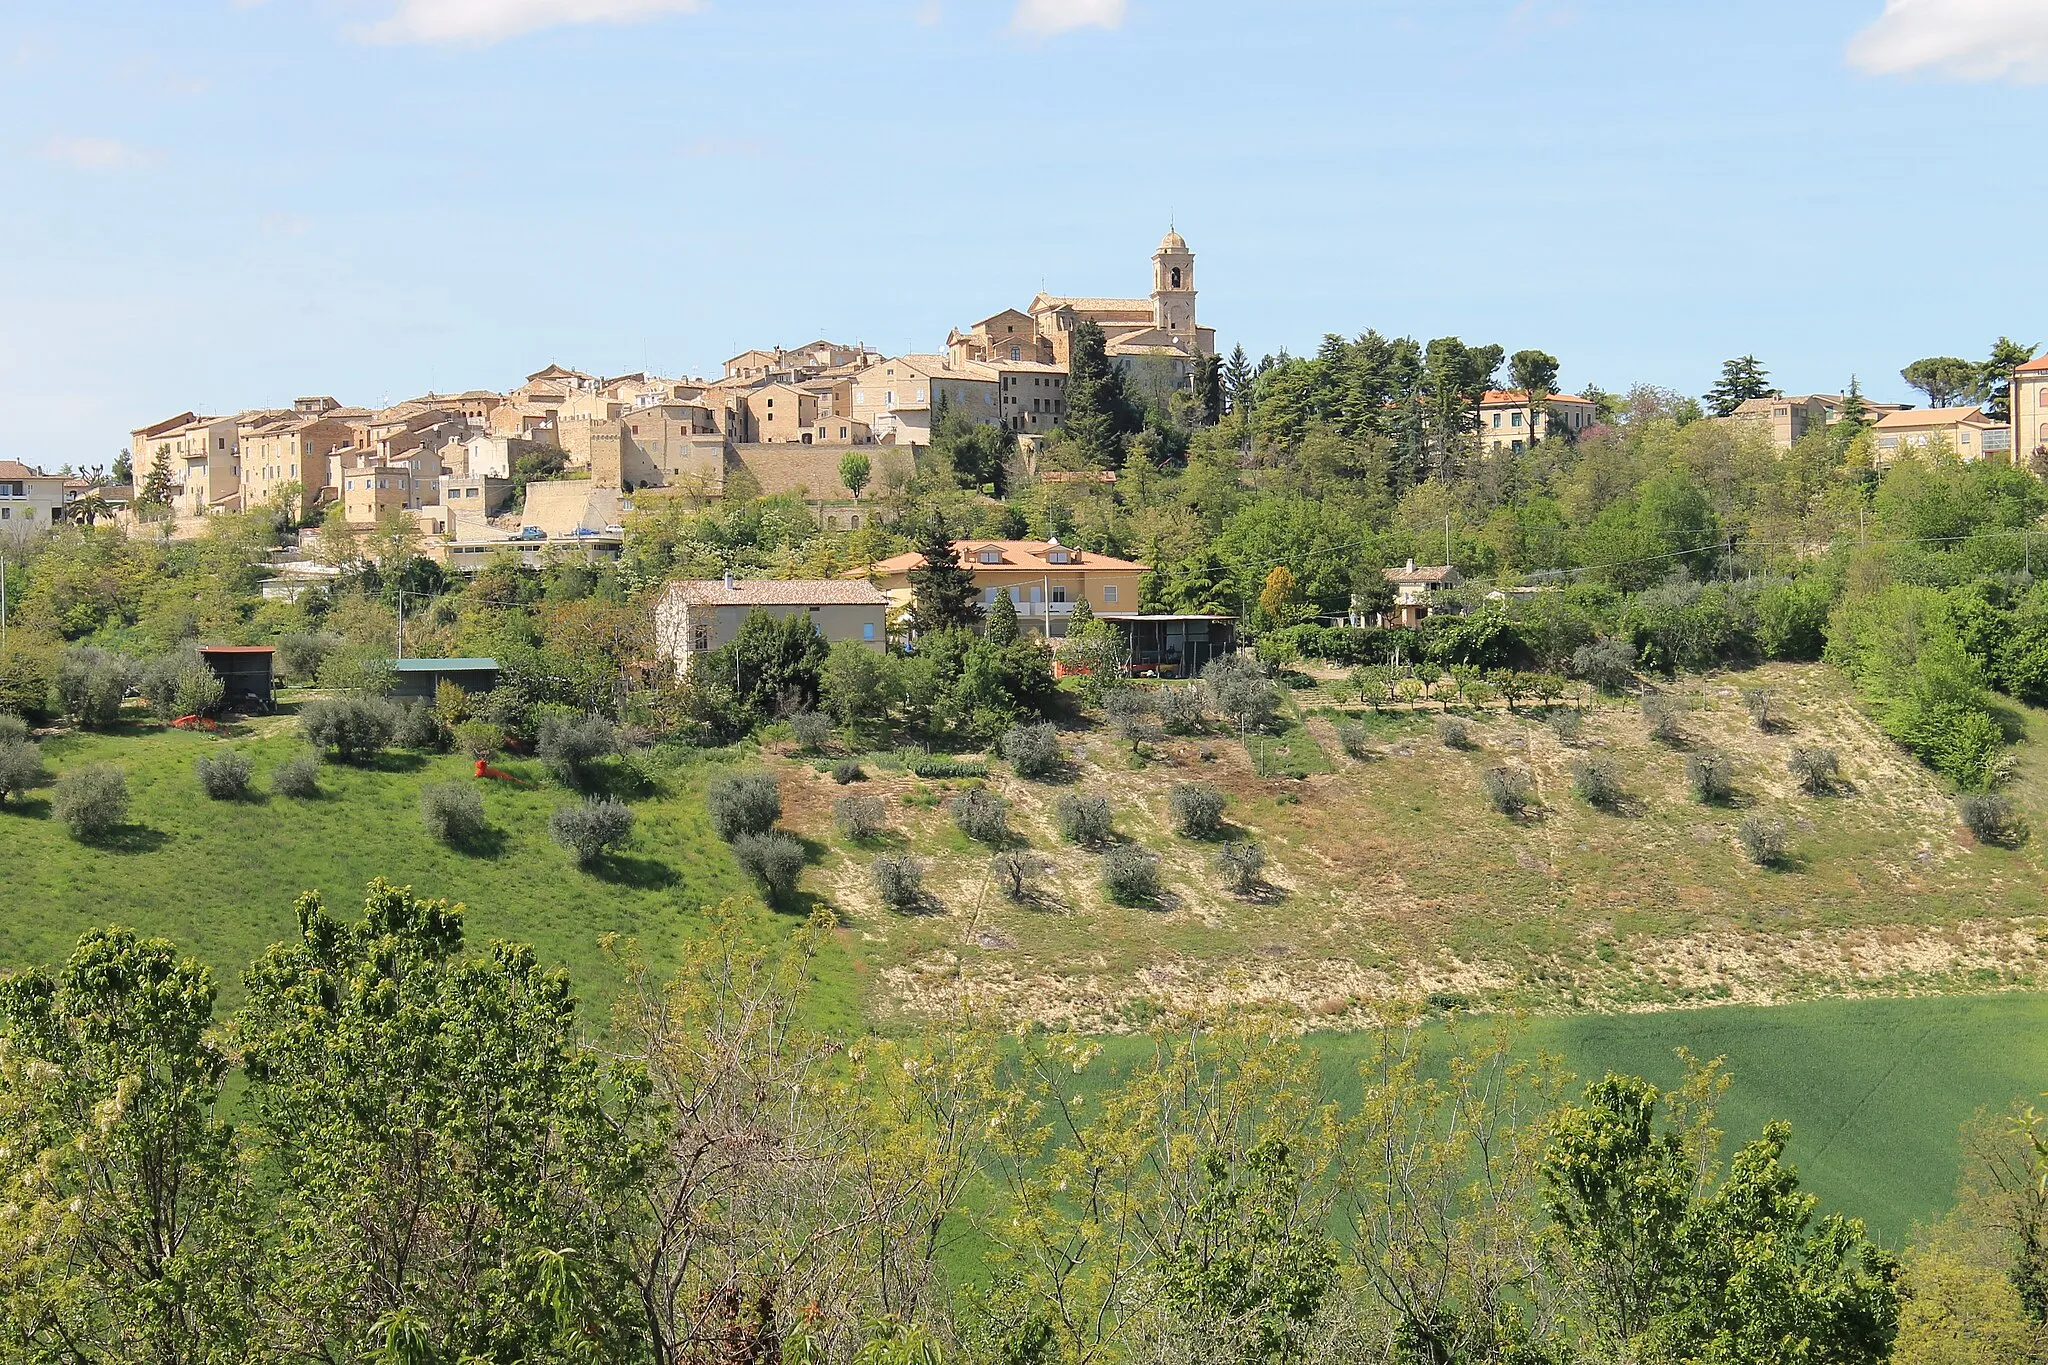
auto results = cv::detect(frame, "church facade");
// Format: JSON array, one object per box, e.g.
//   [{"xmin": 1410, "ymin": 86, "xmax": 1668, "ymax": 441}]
[{"xmin": 947, "ymin": 230, "xmax": 1217, "ymax": 391}]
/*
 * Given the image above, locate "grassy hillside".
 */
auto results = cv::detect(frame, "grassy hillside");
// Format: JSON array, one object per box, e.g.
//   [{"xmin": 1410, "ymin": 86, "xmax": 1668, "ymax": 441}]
[
  {"xmin": 782, "ymin": 662, "xmax": 2048, "ymax": 1030},
  {"xmin": 0, "ymin": 707, "xmax": 853, "ymax": 1026}
]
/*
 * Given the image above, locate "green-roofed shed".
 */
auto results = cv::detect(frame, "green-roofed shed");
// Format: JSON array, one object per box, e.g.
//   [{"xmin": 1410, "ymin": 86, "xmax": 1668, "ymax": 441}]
[{"xmin": 388, "ymin": 657, "xmax": 500, "ymax": 703}]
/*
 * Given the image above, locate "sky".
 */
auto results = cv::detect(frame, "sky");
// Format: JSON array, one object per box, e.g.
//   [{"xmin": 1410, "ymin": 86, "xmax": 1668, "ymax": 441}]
[{"xmin": 3, "ymin": 0, "xmax": 2047, "ymax": 471}]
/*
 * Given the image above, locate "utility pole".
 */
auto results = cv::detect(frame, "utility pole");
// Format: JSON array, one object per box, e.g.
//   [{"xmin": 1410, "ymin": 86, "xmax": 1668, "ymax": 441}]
[{"xmin": 1444, "ymin": 515, "xmax": 1452, "ymax": 569}]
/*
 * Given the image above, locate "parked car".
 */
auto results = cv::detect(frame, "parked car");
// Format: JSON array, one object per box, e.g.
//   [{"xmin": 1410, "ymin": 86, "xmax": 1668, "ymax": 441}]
[
  {"xmin": 602, "ymin": 524, "xmax": 626, "ymax": 536},
  {"xmin": 518, "ymin": 526, "xmax": 547, "ymax": 541}
]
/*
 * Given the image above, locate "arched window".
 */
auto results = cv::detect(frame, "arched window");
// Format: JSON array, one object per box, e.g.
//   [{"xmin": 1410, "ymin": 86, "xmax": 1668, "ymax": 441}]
[{"xmin": 1170, "ymin": 267, "xmax": 1182, "ymax": 288}]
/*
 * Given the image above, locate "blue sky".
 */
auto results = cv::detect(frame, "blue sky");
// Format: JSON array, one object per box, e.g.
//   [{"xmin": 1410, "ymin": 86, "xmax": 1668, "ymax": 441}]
[{"xmin": 3, "ymin": 0, "xmax": 2045, "ymax": 471}]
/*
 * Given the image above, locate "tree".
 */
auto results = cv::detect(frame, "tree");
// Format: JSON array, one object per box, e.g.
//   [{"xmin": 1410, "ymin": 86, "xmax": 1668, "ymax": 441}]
[
  {"xmin": 1704, "ymin": 355, "xmax": 1779, "ymax": 416},
  {"xmin": 0, "ymin": 927, "xmax": 257, "ymax": 1359},
  {"xmin": 138, "ymin": 443, "xmax": 176, "ymax": 515},
  {"xmin": 985, "ymin": 587, "xmax": 1020, "ymax": 645},
  {"xmin": 1510, "ymin": 348, "xmax": 1561, "ymax": 445},
  {"xmin": 237, "ymin": 880, "xmax": 641, "ymax": 1360},
  {"xmin": 1980, "ymin": 336, "xmax": 2038, "ymax": 421},
  {"xmin": 840, "ymin": 450, "xmax": 872, "ymax": 501},
  {"xmin": 821, "ymin": 639, "xmax": 895, "ymax": 731},
  {"xmin": 1256, "ymin": 564, "xmax": 1309, "ymax": 628},
  {"xmin": 112, "ymin": 449, "xmax": 133, "ymax": 485},
  {"xmin": 1195, "ymin": 353, "xmax": 1225, "ymax": 426},
  {"xmin": 1222, "ymin": 344, "xmax": 1256, "ymax": 418},
  {"xmin": 1901, "ymin": 356, "xmax": 1980, "ymax": 410},
  {"xmin": 1062, "ymin": 320, "xmax": 1140, "ymax": 466},
  {"xmin": 905, "ymin": 521, "xmax": 981, "ymax": 634},
  {"xmin": 1838, "ymin": 374, "xmax": 1871, "ymax": 434},
  {"xmin": 702, "ymin": 608, "xmax": 830, "ymax": 718}
]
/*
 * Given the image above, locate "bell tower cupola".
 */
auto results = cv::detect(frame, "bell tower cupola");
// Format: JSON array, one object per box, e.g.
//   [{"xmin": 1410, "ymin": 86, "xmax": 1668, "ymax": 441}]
[{"xmin": 1151, "ymin": 228, "xmax": 1196, "ymax": 345}]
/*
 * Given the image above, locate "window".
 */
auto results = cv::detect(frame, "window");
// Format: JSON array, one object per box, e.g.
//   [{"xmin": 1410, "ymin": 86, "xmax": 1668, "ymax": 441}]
[
  {"xmin": 1010, "ymin": 346, "xmax": 1021, "ymax": 362},
  {"xmin": 862, "ymin": 623, "xmax": 876, "ymax": 641},
  {"xmin": 1051, "ymin": 586, "xmax": 1067, "ymax": 603},
  {"xmin": 1048, "ymin": 549, "xmax": 1070, "ymax": 564},
  {"xmin": 979, "ymin": 548, "xmax": 1001, "ymax": 564},
  {"xmin": 0, "ymin": 481, "xmax": 20, "ymax": 498},
  {"xmin": 1510, "ymin": 411, "xmax": 1523, "ymax": 427},
  {"xmin": 1491, "ymin": 413, "xmax": 1501, "ymax": 428},
  {"xmin": 1103, "ymin": 585, "xmax": 1118, "ymax": 603},
  {"xmin": 1170, "ymin": 267, "xmax": 1182, "ymax": 288}
]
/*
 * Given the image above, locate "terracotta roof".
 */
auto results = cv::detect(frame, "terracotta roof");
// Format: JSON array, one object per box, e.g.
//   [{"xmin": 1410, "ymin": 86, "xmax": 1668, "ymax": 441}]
[
  {"xmin": 1030, "ymin": 294, "xmax": 1153, "ymax": 315},
  {"xmin": 0, "ymin": 460, "xmax": 53, "ymax": 481},
  {"xmin": 855, "ymin": 539, "xmax": 1149, "ymax": 576},
  {"xmin": 664, "ymin": 578, "xmax": 889, "ymax": 607},
  {"xmin": 1873, "ymin": 406, "xmax": 1997, "ymax": 430},
  {"xmin": 2016, "ymin": 355, "xmax": 2048, "ymax": 373},
  {"xmin": 1478, "ymin": 390, "xmax": 1594, "ymax": 406},
  {"xmin": 1383, "ymin": 563, "xmax": 1458, "ymax": 584}
]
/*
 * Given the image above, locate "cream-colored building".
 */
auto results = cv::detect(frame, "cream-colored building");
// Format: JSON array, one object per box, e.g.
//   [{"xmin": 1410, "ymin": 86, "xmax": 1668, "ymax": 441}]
[
  {"xmin": 240, "ymin": 410, "xmax": 358, "ymax": 512},
  {"xmin": 0, "ymin": 460, "xmax": 69, "ymax": 529},
  {"xmin": 654, "ymin": 576, "xmax": 890, "ymax": 672},
  {"xmin": 848, "ymin": 355, "xmax": 1000, "ymax": 446},
  {"xmin": 2011, "ymin": 355, "xmax": 2048, "ymax": 468},
  {"xmin": 1477, "ymin": 390, "xmax": 1599, "ymax": 453},
  {"xmin": 1722, "ymin": 395, "xmax": 1829, "ymax": 450},
  {"xmin": 736, "ymin": 383, "xmax": 821, "ymax": 443},
  {"xmin": 589, "ymin": 404, "xmax": 727, "ymax": 494},
  {"xmin": 1871, "ymin": 406, "xmax": 2010, "ymax": 465},
  {"xmin": 948, "ymin": 309, "xmax": 1055, "ymax": 367},
  {"xmin": 853, "ymin": 537, "xmax": 1148, "ymax": 638},
  {"xmin": 130, "ymin": 414, "xmax": 242, "ymax": 516}
]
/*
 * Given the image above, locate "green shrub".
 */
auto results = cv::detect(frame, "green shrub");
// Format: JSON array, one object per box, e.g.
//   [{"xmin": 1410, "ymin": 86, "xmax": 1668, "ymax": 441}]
[
  {"xmin": 1055, "ymin": 792, "xmax": 1115, "ymax": 846},
  {"xmin": 1203, "ymin": 654, "xmax": 1279, "ymax": 733},
  {"xmin": 906, "ymin": 757, "xmax": 987, "ymax": 779},
  {"xmin": 194, "ymin": 751, "xmax": 254, "ymax": 801},
  {"xmin": 454, "ymin": 722, "xmax": 501, "ymax": 759},
  {"xmin": 1167, "ymin": 782, "xmax": 1226, "ymax": 838},
  {"xmin": 789, "ymin": 711, "xmax": 834, "ymax": 754},
  {"xmin": 270, "ymin": 754, "xmax": 321, "ymax": 799},
  {"xmin": 275, "ymin": 632, "xmax": 340, "ymax": 684},
  {"xmin": 315, "ymin": 645, "xmax": 396, "ymax": 695},
  {"xmin": 733, "ymin": 830, "xmax": 806, "ymax": 900},
  {"xmin": 1959, "ymin": 793, "xmax": 2026, "ymax": 847},
  {"xmin": 1643, "ymin": 696, "xmax": 1684, "ymax": 744},
  {"xmin": 0, "ymin": 715, "xmax": 26, "ymax": 746},
  {"xmin": 1158, "ymin": 686, "xmax": 1205, "ymax": 735},
  {"xmin": 834, "ymin": 794, "xmax": 887, "ymax": 841},
  {"xmin": 419, "ymin": 782, "xmax": 487, "ymax": 845},
  {"xmin": 950, "ymin": 788, "xmax": 1010, "ymax": 846},
  {"xmin": 1215, "ymin": 840, "xmax": 1265, "ymax": 894},
  {"xmin": 1571, "ymin": 637, "xmax": 1635, "ymax": 693},
  {"xmin": 1334, "ymin": 721, "xmax": 1371, "ymax": 759},
  {"xmin": 1737, "ymin": 814, "xmax": 1788, "ymax": 866},
  {"xmin": 538, "ymin": 713, "xmax": 615, "ymax": 788},
  {"xmin": 1549, "ymin": 710, "xmax": 1582, "ymax": 745},
  {"xmin": 0, "ymin": 741, "xmax": 42, "ymax": 804},
  {"xmin": 549, "ymin": 798, "xmax": 635, "ymax": 865},
  {"xmin": 1000, "ymin": 722, "xmax": 1062, "ymax": 778},
  {"xmin": 54, "ymin": 764, "xmax": 128, "ymax": 842},
  {"xmin": 831, "ymin": 760, "xmax": 864, "ymax": 784},
  {"xmin": 300, "ymin": 697, "xmax": 397, "ymax": 764},
  {"xmin": 56, "ymin": 647, "xmax": 136, "ymax": 728},
  {"xmin": 1100, "ymin": 845, "xmax": 1161, "ymax": 905},
  {"xmin": 1436, "ymin": 716, "xmax": 1474, "ymax": 750},
  {"xmin": 706, "ymin": 769, "xmax": 781, "ymax": 842},
  {"xmin": 393, "ymin": 702, "xmax": 453, "ymax": 753},
  {"xmin": 1570, "ymin": 758, "xmax": 1623, "ymax": 810},
  {"xmin": 1103, "ymin": 690, "xmax": 1156, "ymax": 748},
  {"xmin": 1787, "ymin": 746, "xmax": 1838, "ymax": 796},
  {"xmin": 871, "ymin": 853, "xmax": 925, "ymax": 909},
  {"xmin": 1742, "ymin": 687, "xmax": 1775, "ymax": 732},
  {"xmin": 1480, "ymin": 766, "xmax": 1533, "ymax": 817},
  {"xmin": 1686, "ymin": 749, "xmax": 1734, "ymax": 804}
]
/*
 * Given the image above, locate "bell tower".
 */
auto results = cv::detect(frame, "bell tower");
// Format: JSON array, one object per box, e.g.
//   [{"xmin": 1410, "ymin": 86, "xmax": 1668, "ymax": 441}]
[{"xmin": 1151, "ymin": 228, "xmax": 1196, "ymax": 345}]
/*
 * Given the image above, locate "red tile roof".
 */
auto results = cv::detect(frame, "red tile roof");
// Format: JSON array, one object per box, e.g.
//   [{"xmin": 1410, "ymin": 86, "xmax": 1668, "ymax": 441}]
[
  {"xmin": 854, "ymin": 539, "xmax": 1149, "ymax": 576},
  {"xmin": 1479, "ymin": 390, "xmax": 1593, "ymax": 406}
]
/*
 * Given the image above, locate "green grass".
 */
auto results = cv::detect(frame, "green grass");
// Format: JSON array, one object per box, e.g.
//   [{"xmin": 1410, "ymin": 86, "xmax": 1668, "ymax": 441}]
[
  {"xmin": 1241, "ymin": 719, "xmax": 1334, "ymax": 779},
  {"xmin": 0, "ymin": 714, "xmax": 854, "ymax": 1029},
  {"xmin": 1073, "ymin": 993, "xmax": 2048, "ymax": 1247}
]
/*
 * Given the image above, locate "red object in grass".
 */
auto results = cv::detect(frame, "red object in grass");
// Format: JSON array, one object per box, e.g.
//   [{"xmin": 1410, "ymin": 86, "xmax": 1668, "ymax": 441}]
[
  {"xmin": 171, "ymin": 715, "xmax": 220, "ymax": 731},
  {"xmin": 473, "ymin": 758, "xmax": 528, "ymax": 785}
]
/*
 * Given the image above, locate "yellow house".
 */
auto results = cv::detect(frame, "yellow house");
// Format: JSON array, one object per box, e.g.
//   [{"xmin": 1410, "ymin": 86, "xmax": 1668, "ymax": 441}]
[
  {"xmin": 854, "ymin": 538, "xmax": 1148, "ymax": 639},
  {"xmin": 654, "ymin": 576, "xmax": 890, "ymax": 673},
  {"xmin": 1871, "ymin": 406, "xmax": 2010, "ymax": 466}
]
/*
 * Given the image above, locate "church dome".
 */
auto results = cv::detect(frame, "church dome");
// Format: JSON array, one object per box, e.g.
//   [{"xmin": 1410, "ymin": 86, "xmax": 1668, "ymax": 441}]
[{"xmin": 1158, "ymin": 229, "xmax": 1187, "ymax": 252}]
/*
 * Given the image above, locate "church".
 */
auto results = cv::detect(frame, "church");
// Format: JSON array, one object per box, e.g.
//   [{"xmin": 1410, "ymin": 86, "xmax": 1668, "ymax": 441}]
[{"xmin": 946, "ymin": 230, "xmax": 1217, "ymax": 387}]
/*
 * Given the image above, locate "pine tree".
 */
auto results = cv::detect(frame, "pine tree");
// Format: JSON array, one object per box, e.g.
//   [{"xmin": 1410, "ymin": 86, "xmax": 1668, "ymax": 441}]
[
  {"xmin": 1222, "ymin": 345, "xmax": 1255, "ymax": 416},
  {"xmin": 1704, "ymin": 356, "xmax": 1779, "ymax": 417},
  {"xmin": 1981, "ymin": 336, "xmax": 2038, "ymax": 422},
  {"xmin": 985, "ymin": 588, "xmax": 1020, "ymax": 645},
  {"xmin": 906, "ymin": 521, "xmax": 980, "ymax": 633},
  {"xmin": 1509, "ymin": 349, "xmax": 1560, "ymax": 446},
  {"xmin": 1062, "ymin": 320, "xmax": 1139, "ymax": 467},
  {"xmin": 138, "ymin": 445, "xmax": 175, "ymax": 514},
  {"xmin": 1837, "ymin": 376, "xmax": 1870, "ymax": 433}
]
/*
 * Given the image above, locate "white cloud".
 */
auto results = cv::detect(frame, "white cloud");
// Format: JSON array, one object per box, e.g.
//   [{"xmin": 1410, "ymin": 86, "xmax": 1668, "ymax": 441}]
[
  {"xmin": 1847, "ymin": 0, "xmax": 2048, "ymax": 82},
  {"xmin": 1009, "ymin": 0, "xmax": 1126, "ymax": 38},
  {"xmin": 39, "ymin": 136, "xmax": 147, "ymax": 170},
  {"xmin": 361, "ymin": 0, "xmax": 707, "ymax": 45}
]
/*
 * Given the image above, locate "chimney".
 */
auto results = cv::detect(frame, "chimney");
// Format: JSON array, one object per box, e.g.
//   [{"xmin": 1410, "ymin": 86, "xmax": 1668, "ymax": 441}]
[
  {"xmin": 724, "ymin": 570, "xmax": 735, "ymax": 591},
  {"xmin": 1406, "ymin": 558, "xmax": 1416, "ymax": 572}
]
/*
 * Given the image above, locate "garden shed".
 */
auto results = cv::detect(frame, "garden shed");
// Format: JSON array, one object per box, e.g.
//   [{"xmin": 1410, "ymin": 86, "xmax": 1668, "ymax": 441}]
[
  {"xmin": 196, "ymin": 646, "xmax": 275, "ymax": 711},
  {"xmin": 389, "ymin": 657, "xmax": 500, "ymax": 703}
]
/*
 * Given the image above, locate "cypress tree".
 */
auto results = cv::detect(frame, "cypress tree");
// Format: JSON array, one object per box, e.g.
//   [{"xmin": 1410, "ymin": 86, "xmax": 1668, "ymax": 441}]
[
  {"xmin": 1062, "ymin": 320, "xmax": 1139, "ymax": 466},
  {"xmin": 1195, "ymin": 354, "xmax": 1224, "ymax": 426},
  {"xmin": 985, "ymin": 589, "xmax": 1020, "ymax": 645}
]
